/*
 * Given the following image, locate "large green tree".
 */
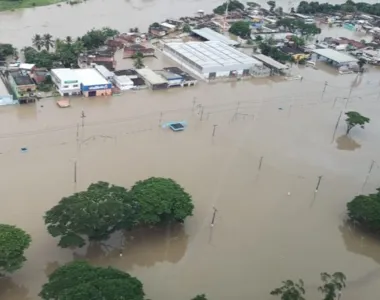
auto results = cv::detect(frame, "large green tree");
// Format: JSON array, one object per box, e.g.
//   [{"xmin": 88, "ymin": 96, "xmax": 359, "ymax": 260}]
[
  {"xmin": 318, "ymin": 272, "xmax": 346, "ymax": 300},
  {"xmin": 344, "ymin": 111, "xmax": 370, "ymax": 135},
  {"xmin": 130, "ymin": 177, "xmax": 194, "ymax": 225},
  {"xmin": 22, "ymin": 46, "xmax": 56, "ymax": 69},
  {"xmin": 191, "ymin": 295, "xmax": 207, "ymax": 300},
  {"xmin": 0, "ymin": 224, "xmax": 31, "ymax": 274},
  {"xmin": 39, "ymin": 261, "xmax": 145, "ymax": 300},
  {"xmin": 44, "ymin": 182, "xmax": 137, "ymax": 248},
  {"xmin": 81, "ymin": 27, "xmax": 119, "ymax": 50},
  {"xmin": 32, "ymin": 34, "xmax": 44, "ymax": 51},
  {"xmin": 43, "ymin": 34, "xmax": 55, "ymax": 52},
  {"xmin": 347, "ymin": 188, "xmax": 380, "ymax": 232},
  {"xmin": 213, "ymin": 0, "xmax": 245, "ymax": 14},
  {"xmin": 0, "ymin": 43, "xmax": 16, "ymax": 60},
  {"xmin": 229, "ymin": 21, "xmax": 251, "ymax": 39},
  {"xmin": 276, "ymin": 18, "xmax": 321, "ymax": 36}
]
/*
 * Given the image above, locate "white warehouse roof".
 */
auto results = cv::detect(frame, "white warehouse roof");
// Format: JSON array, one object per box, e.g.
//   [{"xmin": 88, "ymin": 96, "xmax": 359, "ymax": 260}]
[
  {"xmin": 165, "ymin": 41, "xmax": 262, "ymax": 72},
  {"xmin": 312, "ymin": 49, "xmax": 358, "ymax": 64},
  {"xmin": 135, "ymin": 68, "xmax": 168, "ymax": 85},
  {"xmin": 192, "ymin": 28, "xmax": 239, "ymax": 46},
  {"xmin": 51, "ymin": 68, "xmax": 80, "ymax": 82},
  {"xmin": 74, "ymin": 69, "xmax": 110, "ymax": 86}
]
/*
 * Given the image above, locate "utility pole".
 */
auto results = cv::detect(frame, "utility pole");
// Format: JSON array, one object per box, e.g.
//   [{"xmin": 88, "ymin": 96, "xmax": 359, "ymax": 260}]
[
  {"xmin": 158, "ymin": 112, "xmax": 163, "ymax": 126},
  {"xmin": 258, "ymin": 156, "xmax": 264, "ymax": 170},
  {"xmin": 74, "ymin": 160, "xmax": 77, "ymax": 184},
  {"xmin": 361, "ymin": 160, "xmax": 375, "ymax": 193},
  {"xmin": 81, "ymin": 110, "xmax": 86, "ymax": 128},
  {"xmin": 212, "ymin": 124, "xmax": 218, "ymax": 137},
  {"xmin": 315, "ymin": 176, "xmax": 322, "ymax": 193},
  {"xmin": 331, "ymin": 111, "xmax": 343, "ymax": 143},
  {"xmin": 200, "ymin": 107, "xmax": 204, "ymax": 121},
  {"xmin": 321, "ymin": 81, "xmax": 328, "ymax": 99},
  {"xmin": 211, "ymin": 207, "xmax": 218, "ymax": 227}
]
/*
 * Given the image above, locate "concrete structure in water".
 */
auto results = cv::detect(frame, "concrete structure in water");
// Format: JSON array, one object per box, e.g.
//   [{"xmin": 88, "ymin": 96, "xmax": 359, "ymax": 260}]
[
  {"xmin": 7, "ymin": 70, "xmax": 36, "ymax": 98},
  {"xmin": 51, "ymin": 68, "xmax": 112, "ymax": 97},
  {"xmin": 163, "ymin": 41, "xmax": 263, "ymax": 80},
  {"xmin": 0, "ymin": 74, "xmax": 13, "ymax": 105},
  {"xmin": 135, "ymin": 68, "xmax": 168, "ymax": 90}
]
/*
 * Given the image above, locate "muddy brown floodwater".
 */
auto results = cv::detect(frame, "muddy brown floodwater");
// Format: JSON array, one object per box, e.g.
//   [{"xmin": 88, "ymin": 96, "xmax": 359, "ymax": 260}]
[{"xmin": 0, "ymin": 63, "xmax": 380, "ymax": 300}]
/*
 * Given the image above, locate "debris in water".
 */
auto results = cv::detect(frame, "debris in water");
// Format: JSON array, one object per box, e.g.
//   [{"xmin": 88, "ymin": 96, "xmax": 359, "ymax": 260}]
[{"xmin": 21, "ymin": 147, "xmax": 28, "ymax": 153}]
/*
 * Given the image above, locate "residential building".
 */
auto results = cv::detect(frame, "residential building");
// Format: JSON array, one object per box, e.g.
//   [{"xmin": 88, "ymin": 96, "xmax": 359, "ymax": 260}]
[
  {"xmin": 112, "ymin": 75, "xmax": 134, "ymax": 90},
  {"xmin": 114, "ymin": 69, "xmax": 146, "ymax": 89},
  {"xmin": 75, "ymin": 68, "xmax": 112, "ymax": 97},
  {"xmin": 94, "ymin": 64, "xmax": 114, "ymax": 81},
  {"xmin": 51, "ymin": 68, "xmax": 81, "ymax": 96},
  {"xmin": 7, "ymin": 70, "xmax": 36, "ymax": 97},
  {"xmin": 123, "ymin": 44, "xmax": 155, "ymax": 58}
]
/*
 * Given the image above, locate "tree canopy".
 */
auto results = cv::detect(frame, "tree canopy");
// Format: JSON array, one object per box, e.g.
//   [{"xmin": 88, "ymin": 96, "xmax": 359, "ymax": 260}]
[
  {"xmin": 344, "ymin": 111, "xmax": 370, "ymax": 135},
  {"xmin": 270, "ymin": 279, "xmax": 306, "ymax": 300},
  {"xmin": 0, "ymin": 224, "xmax": 31, "ymax": 274},
  {"xmin": 347, "ymin": 188, "xmax": 380, "ymax": 232},
  {"xmin": 213, "ymin": 0, "xmax": 245, "ymax": 15},
  {"xmin": 297, "ymin": 0, "xmax": 380, "ymax": 16},
  {"xmin": 276, "ymin": 18, "xmax": 321, "ymax": 36},
  {"xmin": 229, "ymin": 21, "xmax": 251, "ymax": 39},
  {"xmin": 318, "ymin": 272, "xmax": 346, "ymax": 300},
  {"xmin": 44, "ymin": 181, "xmax": 136, "ymax": 248},
  {"xmin": 0, "ymin": 43, "xmax": 16, "ymax": 60},
  {"xmin": 191, "ymin": 295, "xmax": 208, "ymax": 300},
  {"xmin": 81, "ymin": 27, "xmax": 119, "ymax": 50},
  {"xmin": 39, "ymin": 261, "xmax": 145, "ymax": 300},
  {"xmin": 130, "ymin": 177, "xmax": 194, "ymax": 225}
]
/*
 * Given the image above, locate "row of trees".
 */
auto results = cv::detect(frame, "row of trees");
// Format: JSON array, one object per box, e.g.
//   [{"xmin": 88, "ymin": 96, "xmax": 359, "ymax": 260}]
[
  {"xmin": 276, "ymin": 18, "xmax": 321, "ymax": 37},
  {"xmin": 23, "ymin": 27, "xmax": 119, "ymax": 69},
  {"xmin": 297, "ymin": 0, "xmax": 380, "ymax": 16},
  {"xmin": 271, "ymin": 272, "xmax": 346, "ymax": 300}
]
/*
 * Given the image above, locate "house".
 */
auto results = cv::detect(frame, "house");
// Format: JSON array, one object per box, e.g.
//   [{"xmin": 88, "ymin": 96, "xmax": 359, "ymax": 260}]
[
  {"xmin": 7, "ymin": 70, "xmax": 36, "ymax": 96},
  {"xmin": 32, "ymin": 68, "xmax": 48, "ymax": 84},
  {"xmin": 114, "ymin": 69, "xmax": 146, "ymax": 89},
  {"xmin": 149, "ymin": 27, "xmax": 167, "ymax": 37},
  {"xmin": 78, "ymin": 47, "xmax": 117, "ymax": 71},
  {"xmin": 135, "ymin": 68, "xmax": 168, "ymax": 90},
  {"xmin": 160, "ymin": 22, "xmax": 176, "ymax": 32},
  {"xmin": 123, "ymin": 44, "xmax": 155, "ymax": 58},
  {"xmin": 119, "ymin": 33, "xmax": 144, "ymax": 44}
]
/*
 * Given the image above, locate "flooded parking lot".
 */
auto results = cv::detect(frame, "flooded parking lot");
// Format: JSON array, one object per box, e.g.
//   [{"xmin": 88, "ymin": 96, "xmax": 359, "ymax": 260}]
[{"xmin": 1, "ymin": 67, "xmax": 380, "ymax": 299}]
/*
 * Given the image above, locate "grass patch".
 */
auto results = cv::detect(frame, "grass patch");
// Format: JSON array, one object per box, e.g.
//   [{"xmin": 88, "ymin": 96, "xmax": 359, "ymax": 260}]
[{"xmin": 0, "ymin": 0, "xmax": 65, "ymax": 11}]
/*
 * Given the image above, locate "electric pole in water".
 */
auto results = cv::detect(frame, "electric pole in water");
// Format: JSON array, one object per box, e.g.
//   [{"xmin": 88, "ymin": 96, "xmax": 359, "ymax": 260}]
[{"xmin": 211, "ymin": 207, "xmax": 218, "ymax": 227}]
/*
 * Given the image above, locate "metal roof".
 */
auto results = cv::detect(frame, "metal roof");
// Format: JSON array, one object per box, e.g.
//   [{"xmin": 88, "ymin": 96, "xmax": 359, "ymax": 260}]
[
  {"xmin": 165, "ymin": 41, "xmax": 262, "ymax": 70},
  {"xmin": 135, "ymin": 68, "xmax": 168, "ymax": 85},
  {"xmin": 252, "ymin": 54, "xmax": 289, "ymax": 70},
  {"xmin": 312, "ymin": 49, "xmax": 358, "ymax": 64},
  {"xmin": 52, "ymin": 68, "xmax": 79, "ymax": 82},
  {"xmin": 192, "ymin": 28, "xmax": 239, "ymax": 46}
]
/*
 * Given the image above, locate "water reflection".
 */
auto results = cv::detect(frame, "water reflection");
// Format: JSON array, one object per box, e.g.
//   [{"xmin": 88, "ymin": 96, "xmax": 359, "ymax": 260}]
[
  {"xmin": 73, "ymin": 223, "xmax": 188, "ymax": 269},
  {"xmin": 0, "ymin": 278, "xmax": 30, "ymax": 300},
  {"xmin": 336, "ymin": 135, "xmax": 361, "ymax": 151}
]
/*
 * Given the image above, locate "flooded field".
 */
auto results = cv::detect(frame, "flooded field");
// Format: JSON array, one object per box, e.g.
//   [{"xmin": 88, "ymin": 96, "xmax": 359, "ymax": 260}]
[{"xmin": 1, "ymin": 66, "xmax": 380, "ymax": 299}]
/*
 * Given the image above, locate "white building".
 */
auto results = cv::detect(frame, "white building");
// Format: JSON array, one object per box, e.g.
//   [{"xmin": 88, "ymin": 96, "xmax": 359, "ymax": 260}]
[
  {"xmin": 94, "ymin": 64, "xmax": 114, "ymax": 81},
  {"xmin": 113, "ymin": 75, "xmax": 134, "ymax": 91},
  {"xmin": 51, "ymin": 68, "xmax": 81, "ymax": 96},
  {"xmin": 163, "ymin": 41, "xmax": 263, "ymax": 79}
]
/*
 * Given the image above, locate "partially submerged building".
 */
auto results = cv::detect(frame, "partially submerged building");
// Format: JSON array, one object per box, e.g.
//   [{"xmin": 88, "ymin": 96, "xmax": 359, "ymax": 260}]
[
  {"xmin": 123, "ymin": 44, "xmax": 155, "ymax": 58},
  {"xmin": 312, "ymin": 48, "xmax": 358, "ymax": 67},
  {"xmin": 163, "ymin": 41, "xmax": 263, "ymax": 79},
  {"xmin": 7, "ymin": 69, "xmax": 36, "ymax": 97},
  {"xmin": 135, "ymin": 68, "xmax": 168, "ymax": 90},
  {"xmin": 114, "ymin": 69, "xmax": 146, "ymax": 89},
  {"xmin": 191, "ymin": 27, "xmax": 239, "ymax": 46}
]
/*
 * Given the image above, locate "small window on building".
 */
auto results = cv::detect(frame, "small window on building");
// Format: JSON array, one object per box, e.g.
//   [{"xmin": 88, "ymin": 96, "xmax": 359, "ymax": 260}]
[
  {"xmin": 73, "ymin": 84, "xmax": 79, "ymax": 87},
  {"xmin": 63, "ymin": 85, "xmax": 69, "ymax": 88}
]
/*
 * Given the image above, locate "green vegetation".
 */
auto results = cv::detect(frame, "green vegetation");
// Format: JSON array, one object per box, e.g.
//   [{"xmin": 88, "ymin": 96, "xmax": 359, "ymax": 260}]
[
  {"xmin": 0, "ymin": 43, "xmax": 17, "ymax": 60},
  {"xmin": 213, "ymin": 0, "xmax": 244, "ymax": 15},
  {"xmin": 39, "ymin": 261, "xmax": 145, "ymax": 300},
  {"xmin": 297, "ymin": 0, "xmax": 380, "ymax": 16},
  {"xmin": 0, "ymin": 224, "xmax": 31, "ymax": 275},
  {"xmin": 24, "ymin": 27, "xmax": 118, "ymax": 69},
  {"xmin": 276, "ymin": 18, "xmax": 321, "ymax": 36},
  {"xmin": 344, "ymin": 111, "xmax": 370, "ymax": 135},
  {"xmin": 0, "ymin": 0, "xmax": 63, "ymax": 11},
  {"xmin": 267, "ymin": 0, "xmax": 276, "ymax": 12},
  {"xmin": 182, "ymin": 23, "xmax": 192, "ymax": 33},
  {"xmin": 44, "ymin": 178, "xmax": 194, "ymax": 248},
  {"xmin": 347, "ymin": 188, "xmax": 380, "ymax": 232},
  {"xmin": 133, "ymin": 51, "xmax": 144, "ymax": 69},
  {"xmin": 271, "ymin": 272, "xmax": 346, "ymax": 300},
  {"xmin": 229, "ymin": 21, "xmax": 251, "ymax": 39},
  {"xmin": 259, "ymin": 41, "xmax": 291, "ymax": 63},
  {"xmin": 191, "ymin": 295, "xmax": 208, "ymax": 300}
]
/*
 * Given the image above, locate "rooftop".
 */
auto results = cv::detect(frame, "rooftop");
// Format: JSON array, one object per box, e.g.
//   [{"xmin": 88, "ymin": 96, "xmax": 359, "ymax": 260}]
[
  {"xmin": 114, "ymin": 69, "xmax": 138, "ymax": 76},
  {"xmin": 192, "ymin": 28, "xmax": 239, "ymax": 46},
  {"xmin": 135, "ymin": 68, "xmax": 168, "ymax": 85},
  {"xmin": 94, "ymin": 64, "xmax": 114, "ymax": 78},
  {"xmin": 155, "ymin": 70, "xmax": 183, "ymax": 80},
  {"xmin": 115, "ymin": 75, "xmax": 134, "ymax": 85},
  {"xmin": 165, "ymin": 41, "xmax": 262, "ymax": 70},
  {"xmin": 252, "ymin": 54, "xmax": 289, "ymax": 70},
  {"xmin": 312, "ymin": 48, "xmax": 358, "ymax": 64},
  {"xmin": 52, "ymin": 68, "xmax": 80, "ymax": 83},
  {"xmin": 19, "ymin": 63, "xmax": 35, "ymax": 70},
  {"xmin": 9, "ymin": 70, "xmax": 34, "ymax": 86},
  {"xmin": 74, "ymin": 68, "xmax": 110, "ymax": 86}
]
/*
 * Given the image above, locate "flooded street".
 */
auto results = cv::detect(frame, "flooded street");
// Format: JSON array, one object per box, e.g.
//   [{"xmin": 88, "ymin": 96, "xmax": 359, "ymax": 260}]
[{"xmin": 1, "ymin": 65, "xmax": 380, "ymax": 299}]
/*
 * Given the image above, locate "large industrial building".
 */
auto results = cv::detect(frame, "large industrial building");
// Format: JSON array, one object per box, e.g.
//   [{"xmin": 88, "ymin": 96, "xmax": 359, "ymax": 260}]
[{"xmin": 163, "ymin": 41, "xmax": 263, "ymax": 79}]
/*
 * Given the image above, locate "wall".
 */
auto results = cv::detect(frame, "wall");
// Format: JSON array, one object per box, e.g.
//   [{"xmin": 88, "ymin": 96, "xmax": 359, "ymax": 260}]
[
  {"xmin": 51, "ymin": 71, "xmax": 81, "ymax": 96},
  {"xmin": 82, "ymin": 89, "xmax": 112, "ymax": 97}
]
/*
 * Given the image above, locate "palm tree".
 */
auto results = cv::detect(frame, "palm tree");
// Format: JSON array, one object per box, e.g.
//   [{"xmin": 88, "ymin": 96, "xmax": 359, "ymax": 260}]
[
  {"xmin": 318, "ymin": 272, "xmax": 347, "ymax": 300},
  {"xmin": 65, "ymin": 36, "xmax": 72, "ymax": 44},
  {"xmin": 42, "ymin": 34, "xmax": 55, "ymax": 51},
  {"xmin": 270, "ymin": 279, "xmax": 306, "ymax": 300},
  {"xmin": 32, "ymin": 34, "xmax": 43, "ymax": 51},
  {"xmin": 357, "ymin": 58, "xmax": 366, "ymax": 72},
  {"xmin": 133, "ymin": 56, "xmax": 144, "ymax": 69}
]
